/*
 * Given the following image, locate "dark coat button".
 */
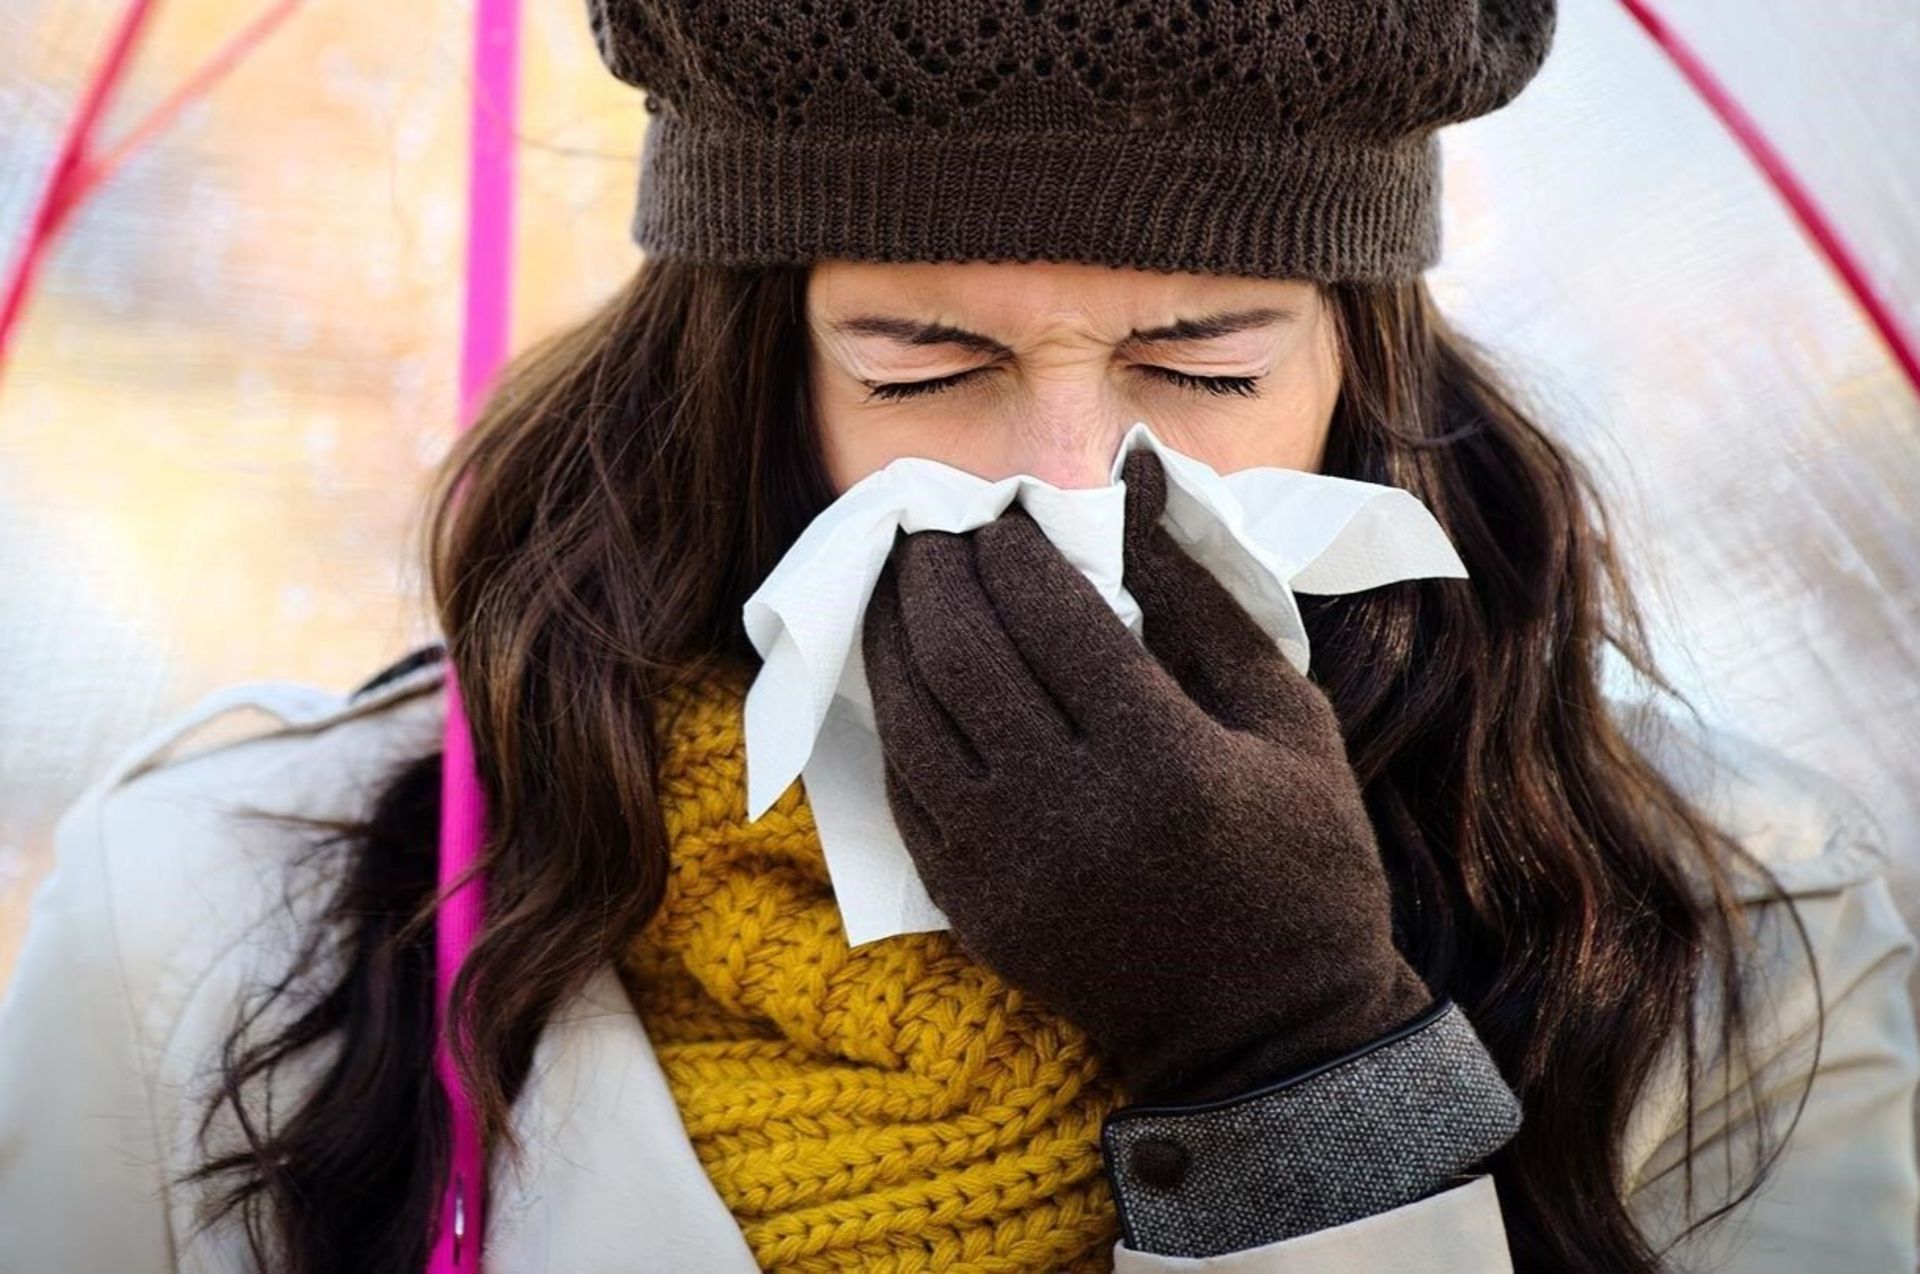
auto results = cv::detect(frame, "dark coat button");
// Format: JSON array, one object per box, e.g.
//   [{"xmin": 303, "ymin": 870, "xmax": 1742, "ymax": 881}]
[{"xmin": 1128, "ymin": 1136, "xmax": 1190, "ymax": 1189}]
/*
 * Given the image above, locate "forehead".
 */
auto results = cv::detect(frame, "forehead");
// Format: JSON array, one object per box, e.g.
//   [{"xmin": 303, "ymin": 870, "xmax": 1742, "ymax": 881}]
[{"xmin": 806, "ymin": 259, "xmax": 1317, "ymax": 335}]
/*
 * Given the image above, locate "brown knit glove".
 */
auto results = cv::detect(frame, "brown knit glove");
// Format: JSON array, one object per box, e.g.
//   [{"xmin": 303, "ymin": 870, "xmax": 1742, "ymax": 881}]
[{"xmin": 859, "ymin": 449, "xmax": 1434, "ymax": 1105}]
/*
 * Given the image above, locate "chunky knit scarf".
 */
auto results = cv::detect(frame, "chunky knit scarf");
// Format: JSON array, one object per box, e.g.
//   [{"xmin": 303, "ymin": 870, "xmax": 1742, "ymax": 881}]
[{"xmin": 619, "ymin": 662, "xmax": 1128, "ymax": 1273}]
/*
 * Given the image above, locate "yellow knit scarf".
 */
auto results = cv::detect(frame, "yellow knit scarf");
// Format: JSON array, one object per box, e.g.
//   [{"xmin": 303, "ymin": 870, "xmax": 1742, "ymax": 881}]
[{"xmin": 619, "ymin": 662, "xmax": 1128, "ymax": 1273}]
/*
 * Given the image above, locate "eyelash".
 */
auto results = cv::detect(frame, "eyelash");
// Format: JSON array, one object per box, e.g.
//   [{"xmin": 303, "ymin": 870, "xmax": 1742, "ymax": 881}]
[{"xmin": 865, "ymin": 366, "xmax": 1262, "ymax": 402}]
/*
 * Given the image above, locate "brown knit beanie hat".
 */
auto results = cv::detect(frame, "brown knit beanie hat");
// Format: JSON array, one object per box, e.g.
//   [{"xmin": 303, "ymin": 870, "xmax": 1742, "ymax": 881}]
[{"xmin": 586, "ymin": 0, "xmax": 1557, "ymax": 283}]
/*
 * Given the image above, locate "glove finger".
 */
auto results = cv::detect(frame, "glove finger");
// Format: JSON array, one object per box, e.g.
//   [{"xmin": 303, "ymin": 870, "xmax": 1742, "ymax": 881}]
[
  {"xmin": 860, "ymin": 550, "xmax": 986, "ymax": 801},
  {"xmin": 1120, "ymin": 448, "xmax": 1171, "ymax": 551},
  {"xmin": 861, "ymin": 581, "xmax": 1005, "ymax": 940},
  {"xmin": 1123, "ymin": 480, "xmax": 1338, "ymax": 745},
  {"xmin": 891, "ymin": 526, "xmax": 1077, "ymax": 764},
  {"xmin": 970, "ymin": 503, "xmax": 1203, "ymax": 739},
  {"xmin": 877, "ymin": 764, "xmax": 984, "ymax": 932}
]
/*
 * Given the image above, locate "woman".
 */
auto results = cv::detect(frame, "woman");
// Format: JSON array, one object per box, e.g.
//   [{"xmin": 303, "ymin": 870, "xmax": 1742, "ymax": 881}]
[{"xmin": 1, "ymin": 0, "xmax": 1914, "ymax": 1271}]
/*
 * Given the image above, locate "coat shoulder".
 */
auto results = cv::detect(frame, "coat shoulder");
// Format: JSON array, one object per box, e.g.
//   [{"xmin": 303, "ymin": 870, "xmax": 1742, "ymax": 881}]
[
  {"xmin": 0, "ymin": 647, "xmax": 452, "ymax": 1269},
  {"xmin": 50, "ymin": 645, "xmax": 451, "ymax": 1046},
  {"xmin": 1605, "ymin": 691, "xmax": 1891, "ymax": 901},
  {"xmin": 1607, "ymin": 693, "xmax": 1919, "ymax": 1263}
]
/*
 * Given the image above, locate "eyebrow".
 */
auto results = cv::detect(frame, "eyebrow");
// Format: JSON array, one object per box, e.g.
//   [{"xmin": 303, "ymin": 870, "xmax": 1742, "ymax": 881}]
[{"xmin": 828, "ymin": 305, "xmax": 1299, "ymax": 356}]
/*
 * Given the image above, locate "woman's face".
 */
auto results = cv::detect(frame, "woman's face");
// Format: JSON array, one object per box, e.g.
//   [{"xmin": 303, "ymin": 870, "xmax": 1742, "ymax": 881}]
[{"xmin": 806, "ymin": 259, "xmax": 1342, "ymax": 495}]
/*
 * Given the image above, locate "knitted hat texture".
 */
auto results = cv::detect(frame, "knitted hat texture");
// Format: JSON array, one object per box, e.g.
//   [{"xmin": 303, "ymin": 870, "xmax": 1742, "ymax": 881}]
[{"xmin": 586, "ymin": 0, "xmax": 1557, "ymax": 282}]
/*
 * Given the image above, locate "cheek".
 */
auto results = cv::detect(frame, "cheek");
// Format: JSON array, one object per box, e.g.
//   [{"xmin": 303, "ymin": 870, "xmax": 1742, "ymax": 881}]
[
  {"xmin": 813, "ymin": 405, "xmax": 865, "ymax": 495},
  {"xmin": 1200, "ymin": 326, "xmax": 1340, "ymax": 475},
  {"xmin": 814, "ymin": 396, "xmax": 1003, "ymax": 495},
  {"xmin": 810, "ymin": 374, "xmax": 998, "ymax": 491},
  {"xmin": 1196, "ymin": 390, "xmax": 1334, "ymax": 475},
  {"xmin": 820, "ymin": 428, "xmax": 897, "ymax": 496},
  {"xmin": 1163, "ymin": 360, "xmax": 1337, "ymax": 476},
  {"xmin": 810, "ymin": 358, "xmax": 886, "ymax": 494}
]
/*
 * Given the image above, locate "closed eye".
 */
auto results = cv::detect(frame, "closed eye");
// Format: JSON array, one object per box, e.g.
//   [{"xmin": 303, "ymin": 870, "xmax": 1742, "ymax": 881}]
[
  {"xmin": 864, "ymin": 367, "xmax": 993, "ymax": 401},
  {"xmin": 863, "ymin": 366, "xmax": 1263, "ymax": 402},
  {"xmin": 1136, "ymin": 367, "xmax": 1263, "ymax": 397}
]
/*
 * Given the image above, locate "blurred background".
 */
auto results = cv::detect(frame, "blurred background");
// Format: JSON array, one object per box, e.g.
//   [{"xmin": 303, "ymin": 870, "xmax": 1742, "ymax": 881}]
[{"xmin": 2, "ymin": 0, "xmax": 1916, "ymax": 1043}]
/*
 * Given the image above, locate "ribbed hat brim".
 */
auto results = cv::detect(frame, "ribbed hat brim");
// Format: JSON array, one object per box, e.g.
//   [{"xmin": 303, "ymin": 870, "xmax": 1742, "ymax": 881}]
[{"xmin": 631, "ymin": 114, "xmax": 1443, "ymax": 283}]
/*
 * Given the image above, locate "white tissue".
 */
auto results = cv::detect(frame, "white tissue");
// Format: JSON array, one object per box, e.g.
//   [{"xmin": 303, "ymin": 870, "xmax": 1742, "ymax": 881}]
[{"xmin": 740, "ymin": 419, "xmax": 1469, "ymax": 947}]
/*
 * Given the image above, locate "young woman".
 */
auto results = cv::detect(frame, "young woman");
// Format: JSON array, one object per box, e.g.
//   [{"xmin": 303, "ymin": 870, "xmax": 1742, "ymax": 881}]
[{"xmin": 2, "ymin": 2, "xmax": 1915, "ymax": 1271}]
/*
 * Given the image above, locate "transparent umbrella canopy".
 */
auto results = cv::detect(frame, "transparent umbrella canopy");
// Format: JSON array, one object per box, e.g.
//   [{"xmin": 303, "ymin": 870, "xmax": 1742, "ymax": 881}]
[
  {"xmin": 2, "ymin": 0, "xmax": 1916, "ymax": 1201},
  {"xmin": 1428, "ymin": 0, "xmax": 1919, "ymax": 975}
]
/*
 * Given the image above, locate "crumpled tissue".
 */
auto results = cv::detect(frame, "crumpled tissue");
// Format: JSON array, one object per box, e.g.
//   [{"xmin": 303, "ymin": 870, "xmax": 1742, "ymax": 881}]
[{"xmin": 741, "ymin": 419, "xmax": 1469, "ymax": 947}]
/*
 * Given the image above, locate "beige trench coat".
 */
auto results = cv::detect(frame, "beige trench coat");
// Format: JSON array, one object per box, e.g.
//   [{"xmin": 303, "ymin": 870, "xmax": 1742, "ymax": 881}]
[{"xmin": 1, "ymin": 654, "xmax": 1915, "ymax": 1273}]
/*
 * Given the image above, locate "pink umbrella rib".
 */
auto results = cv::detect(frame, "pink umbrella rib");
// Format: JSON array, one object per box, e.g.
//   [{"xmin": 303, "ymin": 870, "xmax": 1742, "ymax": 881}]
[
  {"xmin": 429, "ymin": 0, "xmax": 521, "ymax": 1270},
  {"xmin": 1620, "ymin": 0, "xmax": 1920, "ymax": 397},
  {"xmin": 0, "ymin": 0, "xmax": 306, "ymax": 373},
  {"xmin": 0, "ymin": 2, "xmax": 514, "ymax": 1267}
]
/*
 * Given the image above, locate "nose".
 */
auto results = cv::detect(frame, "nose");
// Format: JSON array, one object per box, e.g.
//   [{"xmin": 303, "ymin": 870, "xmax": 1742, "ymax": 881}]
[{"xmin": 1005, "ymin": 416, "xmax": 1128, "ymax": 490}]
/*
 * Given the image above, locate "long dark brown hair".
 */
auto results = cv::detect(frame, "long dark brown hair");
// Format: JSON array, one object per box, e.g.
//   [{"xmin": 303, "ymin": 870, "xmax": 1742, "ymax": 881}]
[{"xmin": 177, "ymin": 256, "xmax": 1816, "ymax": 1272}]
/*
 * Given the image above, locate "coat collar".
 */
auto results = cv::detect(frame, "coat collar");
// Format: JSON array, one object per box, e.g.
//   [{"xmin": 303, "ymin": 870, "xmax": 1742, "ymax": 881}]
[
  {"xmin": 338, "ymin": 651, "xmax": 762, "ymax": 1266},
  {"xmin": 88, "ymin": 651, "xmax": 765, "ymax": 1270},
  {"xmin": 482, "ymin": 964, "xmax": 761, "ymax": 1270}
]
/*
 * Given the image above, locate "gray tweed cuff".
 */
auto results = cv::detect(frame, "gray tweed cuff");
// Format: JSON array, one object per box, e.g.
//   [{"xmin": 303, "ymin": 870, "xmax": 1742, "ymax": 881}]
[{"xmin": 1098, "ymin": 999, "xmax": 1522, "ymax": 1258}]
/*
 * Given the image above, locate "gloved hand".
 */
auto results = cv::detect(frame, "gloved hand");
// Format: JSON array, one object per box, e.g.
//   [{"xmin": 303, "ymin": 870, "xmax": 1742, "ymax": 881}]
[{"xmin": 859, "ymin": 447, "xmax": 1435, "ymax": 1105}]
